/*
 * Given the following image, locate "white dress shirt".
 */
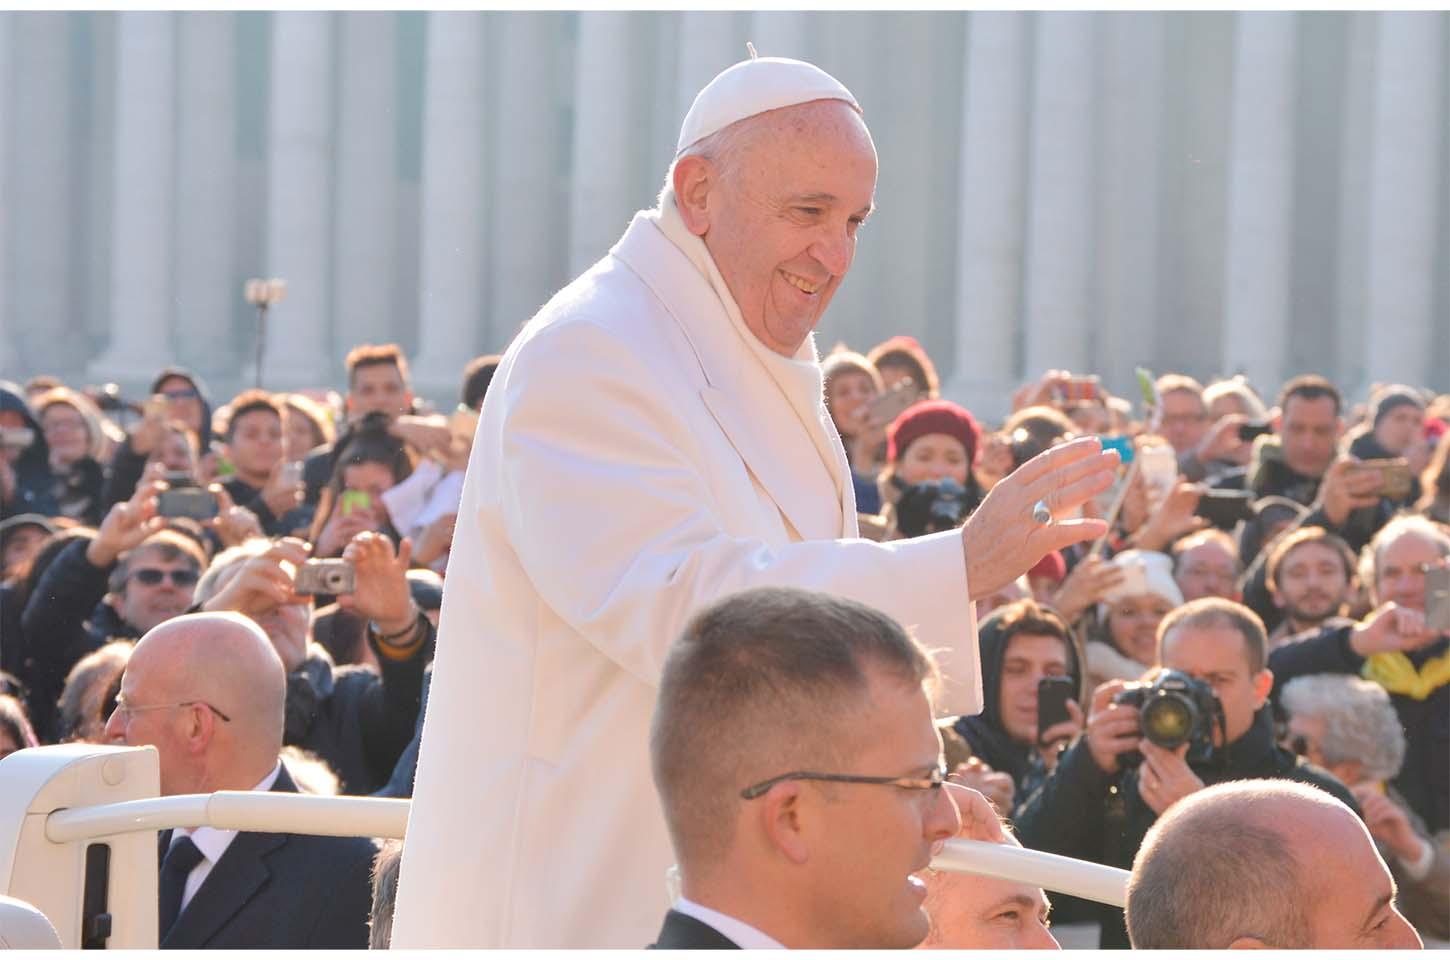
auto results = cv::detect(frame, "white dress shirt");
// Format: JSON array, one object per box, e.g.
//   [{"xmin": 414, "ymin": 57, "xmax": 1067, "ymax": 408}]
[
  {"xmin": 167, "ymin": 761, "xmax": 282, "ymax": 913},
  {"xmin": 673, "ymin": 897, "xmax": 784, "ymax": 950}
]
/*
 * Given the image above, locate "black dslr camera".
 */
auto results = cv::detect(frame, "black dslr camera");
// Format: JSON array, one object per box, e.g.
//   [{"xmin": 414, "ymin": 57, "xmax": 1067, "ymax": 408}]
[
  {"xmin": 895, "ymin": 478, "xmax": 975, "ymax": 538},
  {"xmin": 1112, "ymin": 669, "xmax": 1222, "ymax": 767}
]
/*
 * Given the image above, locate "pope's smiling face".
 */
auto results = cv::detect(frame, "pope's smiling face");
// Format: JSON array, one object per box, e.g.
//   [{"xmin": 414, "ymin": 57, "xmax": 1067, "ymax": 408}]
[{"xmin": 683, "ymin": 99, "xmax": 878, "ymax": 358}]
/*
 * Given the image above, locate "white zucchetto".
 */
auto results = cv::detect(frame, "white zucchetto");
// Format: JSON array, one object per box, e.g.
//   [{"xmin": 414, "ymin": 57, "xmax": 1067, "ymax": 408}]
[{"xmin": 675, "ymin": 51, "xmax": 859, "ymax": 155}]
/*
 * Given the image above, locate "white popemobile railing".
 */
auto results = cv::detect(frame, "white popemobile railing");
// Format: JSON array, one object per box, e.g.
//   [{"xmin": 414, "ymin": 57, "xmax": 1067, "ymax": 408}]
[{"xmin": 0, "ymin": 745, "xmax": 1128, "ymax": 948}]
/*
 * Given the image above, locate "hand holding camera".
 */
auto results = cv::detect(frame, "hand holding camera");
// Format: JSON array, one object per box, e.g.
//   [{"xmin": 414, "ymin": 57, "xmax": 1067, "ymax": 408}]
[
  {"xmin": 315, "ymin": 491, "xmax": 380, "ymax": 557},
  {"xmin": 1316, "ymin": 457, "xmax": 1394, "ymax": 527},
  {"xmin": 1083, "ymin": 679, "xmax": 1145, "ymax": 776},
  {"xmin": 947, "ymin": 756, "xmax": 1015, "ymax": 815},
  {"xmin": 342, "ymin": 532, "xmax": 416, "ymax": 638},
  {"xmin": 1135, "ymin": 740, "xmax": 1205, "ymax": 816},
  {"xmin": 205, "ymin": 485, "xmax": 264, "ymax": 548},
  {"xmin": 1350, "ymin": 602, "xmax": 1441, "ymax": 657},
  {"xmin": 86, "ymin": 470, "xmax": 168, "ymax": 568},
  {"xmin": 1132, "ymin": 481, "xmax": 1208, "ymax": 552},
  {"xmin": 1195, "ymin": 412, "xmax": 1250, "ymax": 464},
  {"xmin": 1049, "ymin": 555, "xmax": 1127, "ymax": 623},
  {"xmin": 260, "ymin": 458, "xmax": 305, "ymax": 519},
  {"xmin": 201, "ymin": 537, "xmax": 311, "ymax": 616}
]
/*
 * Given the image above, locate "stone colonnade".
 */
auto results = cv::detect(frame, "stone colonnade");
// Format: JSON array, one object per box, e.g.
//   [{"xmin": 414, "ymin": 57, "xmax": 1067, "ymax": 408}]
[{"xmin": 1, "ymin": 11, "xmax": 1447, "ymax": 418}]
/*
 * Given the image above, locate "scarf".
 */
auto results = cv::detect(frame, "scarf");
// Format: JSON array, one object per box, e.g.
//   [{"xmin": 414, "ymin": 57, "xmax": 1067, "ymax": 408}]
[
  {"xmin": 648, "ymin": 191, "xmax": 849, "ymax": 532},
  {"xmin": 1362, "ymin": 649, "xmax": 1450, "ymax": 701}
]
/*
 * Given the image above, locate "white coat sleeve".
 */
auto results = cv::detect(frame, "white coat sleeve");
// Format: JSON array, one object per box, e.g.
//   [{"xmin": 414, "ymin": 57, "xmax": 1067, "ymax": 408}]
[{"xmin": 494, "ymin": 319, "xmax": 982, "ymax": 717}]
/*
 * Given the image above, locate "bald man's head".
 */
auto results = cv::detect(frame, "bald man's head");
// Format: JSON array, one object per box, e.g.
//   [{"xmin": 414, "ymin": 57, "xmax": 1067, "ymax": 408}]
[
  {"xmin": 1127, "ymin": 780, "xmax": 1420, "ymax": 949},
  {"xmin": 105, "ymin": 612, "xmax": 287, "ymax": 794}
]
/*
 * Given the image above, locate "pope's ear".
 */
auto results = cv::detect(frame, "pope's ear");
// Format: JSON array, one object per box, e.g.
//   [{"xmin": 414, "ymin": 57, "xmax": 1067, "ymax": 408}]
[{"xmin": 672, "ymin": 155, "xmax": 714, "ymax": 237}]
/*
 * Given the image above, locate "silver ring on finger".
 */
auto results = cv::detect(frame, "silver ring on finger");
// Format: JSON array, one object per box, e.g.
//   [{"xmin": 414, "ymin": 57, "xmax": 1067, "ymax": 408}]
[{"xmin": 1032, "ymin": 498, "xmax": 1053, "ymax": 525}]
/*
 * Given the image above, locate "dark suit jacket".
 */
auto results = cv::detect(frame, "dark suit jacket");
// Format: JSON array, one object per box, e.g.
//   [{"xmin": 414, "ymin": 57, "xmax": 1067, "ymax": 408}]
[
  {"xmin": 648, "ymin": 909, "xmax": 741, "ymax": 949},
  {"xmin": 160, "ymin": 763, "xmax": 378, "ymax": 949}
]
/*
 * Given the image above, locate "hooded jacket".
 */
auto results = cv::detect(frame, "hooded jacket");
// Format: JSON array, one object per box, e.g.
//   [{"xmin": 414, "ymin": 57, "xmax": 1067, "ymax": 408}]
[
  {"xmin": 0, "ymin": 381, "xmax": 58, "ymax": 519},
  {"xmin": 102, "ymin": 368, "xmax": 218, "ymax": 510},
  {"xmin": 952, "ymin": 607, "xmax": 1085, "ymax": 816}
]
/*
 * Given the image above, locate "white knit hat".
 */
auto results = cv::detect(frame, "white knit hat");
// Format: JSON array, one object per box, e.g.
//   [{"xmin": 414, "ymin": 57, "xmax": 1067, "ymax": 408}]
[
  {"xmin": 1101, "ymin": 549, "xmax": 1184, "ymax": 608},
  {"xmin": 676, "ymin": 47, "xmax": 859, "ymax": 155}
]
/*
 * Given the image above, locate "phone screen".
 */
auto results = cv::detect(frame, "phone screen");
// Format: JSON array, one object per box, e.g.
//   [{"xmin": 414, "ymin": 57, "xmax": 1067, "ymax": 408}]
[{"xmin": 1037, "ymin": 676, "xmax": 1075, "ymax": 742}]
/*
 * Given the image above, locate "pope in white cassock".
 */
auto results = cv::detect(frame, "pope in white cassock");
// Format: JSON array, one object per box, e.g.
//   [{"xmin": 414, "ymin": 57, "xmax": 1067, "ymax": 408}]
[{"xmin": 391, "ymin": 53, "xmax": 1118, "ymax": 948}]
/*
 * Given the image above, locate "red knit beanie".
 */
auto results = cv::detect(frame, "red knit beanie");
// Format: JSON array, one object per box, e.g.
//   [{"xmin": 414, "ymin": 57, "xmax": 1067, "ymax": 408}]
[{"xmin": 887, "ymin": 399, "xmax": 981, "ymax": 464}]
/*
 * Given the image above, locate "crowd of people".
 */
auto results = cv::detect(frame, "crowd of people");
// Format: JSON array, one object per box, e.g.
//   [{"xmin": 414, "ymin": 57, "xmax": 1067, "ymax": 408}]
[
  {"xmin": 4, "ymin": 336, "xmax": 1444, "ymax": 949},
  {"xmin": 2, "ymin": 48, "xmax": 1447, "ymax": 952},
  {"xmin": 1, "ymin": 346, "xmax": 497, "ymax": 946}
]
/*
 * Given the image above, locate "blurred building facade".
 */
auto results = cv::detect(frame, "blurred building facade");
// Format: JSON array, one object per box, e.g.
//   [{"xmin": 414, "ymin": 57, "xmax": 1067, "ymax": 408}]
[{"xmin": 1, "ymin": 10, "xmax": 1447, "ymax": 417}]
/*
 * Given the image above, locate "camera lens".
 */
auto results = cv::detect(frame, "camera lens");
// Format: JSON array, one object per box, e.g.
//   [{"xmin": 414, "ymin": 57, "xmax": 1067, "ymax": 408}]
[{"xmin": 1141, "ymin": 696, "xmax": 1195, "ymax": 748}]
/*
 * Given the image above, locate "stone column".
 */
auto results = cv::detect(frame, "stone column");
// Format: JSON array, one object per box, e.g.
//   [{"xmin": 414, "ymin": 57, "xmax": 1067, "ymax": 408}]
[
  {"xmin": 172, "ymin": 12, "xmax": 237, "ymax": 379},
  {"xmin": 488, "ymin": 13, "xmax": 566, "ymax": 351},
  {"xmin": 1021, "ymin": 12, "xmax": 1096, "ymax": 379},
  {"xmin": 7, "ymin": 15, "xmax": 72, "ymax": 377},
  {"xmin": 948, "ymin": 12, "xmax": 1029, "ymax": 421},
  {"xmin": 262, "ymin": 12, "xmax": 335, "ymax": 389},
  {"xmin": 333, "ymin": 13, "xmax": 397, "ymax": 353},
  {"xmin": 1363, "ymin": 12, "xmax": 1443, "ymax": 389},
  {"xmin": 1333, "ymin": 12, "xmax": 1376, "ymax": 395},
  {"xmin": 749, "ymin": 11, "xmax": 808, "ymax": 59},
  {"xmin": 567, "ymin": 13, "xmax": 638, "ymax": 275},
  {"xmin": 1093, "ymin": 12, "xmax": 1165, "ymax": 396},
  {"xmin": 90, "ymin": 12, "xmax": 177, "ymax": 383},
  {"xmin": 0, "ymin": 13, "xmax": 10, "ymax": 377},
  {"xmin": 413, "ymin": 12, "xmax": 486, "ymax": 395},
  {"xmin": 1221, "ymin": 12, "xmax": 1296, "ymax": 391},
  {"xmin": 676, "ymin": 13, "xmax": 740, "ymax": 123}
]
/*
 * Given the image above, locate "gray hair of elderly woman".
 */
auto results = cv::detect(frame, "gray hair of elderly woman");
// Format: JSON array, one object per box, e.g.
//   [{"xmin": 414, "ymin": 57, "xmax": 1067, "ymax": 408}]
[
  {"xmin": 1280, "ymin": 674, "xmax": 1406, "ymax": 783},
  {"xmin": 56, "ymin": 640, "xmax": 133, "ymax": 743},
  {"xmin": 369, "ymin": 839, "xmax": 403, "ymax": 949}
]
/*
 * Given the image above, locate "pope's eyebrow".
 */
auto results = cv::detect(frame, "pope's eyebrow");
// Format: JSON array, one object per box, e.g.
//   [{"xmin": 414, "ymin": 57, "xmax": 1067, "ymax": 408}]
[{"xmin": 788, "ymin": 192, "xmax": 875, "ymax": 218}]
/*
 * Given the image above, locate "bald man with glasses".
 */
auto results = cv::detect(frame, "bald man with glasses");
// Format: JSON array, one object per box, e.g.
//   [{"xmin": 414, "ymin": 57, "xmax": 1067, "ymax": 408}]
[
  {"xmin": 648, "ymin": 587, "xmax": 1003, "ymax": 949},
  {"xmin": 105, "ymin": 612, "xmax": 376, "ymax": 948}
]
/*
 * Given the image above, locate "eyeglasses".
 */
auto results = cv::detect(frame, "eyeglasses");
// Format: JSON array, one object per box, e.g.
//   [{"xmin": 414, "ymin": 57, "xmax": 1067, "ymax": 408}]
[
  {"xmin": 741, "ymin": 765, "xmax": 947, "ymax": 800},
  {"xmin": 161, "ymin": 388, "xmax": 200, "ymax": 401},
  {"xmin": 112, "ymin": 696, "xmax": 232, "ymax": 723},
  {"xmin": 129, "ymin": 567, "xmax": 200, "ymax": 587}
]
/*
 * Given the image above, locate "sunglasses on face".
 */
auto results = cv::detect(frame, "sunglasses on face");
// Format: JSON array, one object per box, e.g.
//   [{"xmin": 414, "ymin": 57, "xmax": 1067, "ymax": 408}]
[
  {"xmin": 161, "ymin": 388, "xmax": 200, "ymax": 401},
  {"xmin": 129, "ymin": 567, "xmax": 200, "ymax": 588}
]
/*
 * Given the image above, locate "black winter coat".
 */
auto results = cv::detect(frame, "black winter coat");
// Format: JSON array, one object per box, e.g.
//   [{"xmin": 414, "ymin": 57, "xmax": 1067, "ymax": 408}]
[{"xmin": 1013, "ymin": 707, "xmax": 1358, "ymax": 948}]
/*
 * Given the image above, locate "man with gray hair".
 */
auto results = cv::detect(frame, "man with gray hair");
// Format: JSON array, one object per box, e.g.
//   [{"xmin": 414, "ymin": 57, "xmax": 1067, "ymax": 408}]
[
  {"xmin": 1282, "ymin": 674, "xmax": 1449, "ymax": 940},
  {"xmin": 1126, "ymin": 780, "xmax": 1422, "ymax": 949},
  {"xmin": 647, "ymin": 586, "xmax": 995, "ymax": 948},
  {"xmin": 1269, "ymin": 514, "xmax": 1450, "ymax": 833},
  {"xmin": 395, "ymin": 51, "xmax": 1119, "ymax": 948},
  {"xmin": 103, "ymin": 612, "xmax": 376, "ymax": 947}
]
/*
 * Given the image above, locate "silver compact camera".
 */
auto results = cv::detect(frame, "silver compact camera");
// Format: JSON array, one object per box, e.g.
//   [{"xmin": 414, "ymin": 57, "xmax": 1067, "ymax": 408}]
[{"xmin": 294, "ymin": 559, "xmax": 356, "ymax": 595}]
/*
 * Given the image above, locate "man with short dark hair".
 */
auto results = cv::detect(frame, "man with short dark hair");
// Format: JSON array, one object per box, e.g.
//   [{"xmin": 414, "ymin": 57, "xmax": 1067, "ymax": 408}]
[
  {"xmin": 1262, "ymin": 526, "xmax": 1356, "ymax": 646},
  {"xmin": 218, "ymin": 390, "xmax": 303, "ymax": 536},
  {"xmin": 1126, "ymin": 781, "xmax": 1421, "ymax": 949},
  {"xmin": 648, "ymin": 586, "xmax": 966, "ymax": 949},
  {"xmin": 104, "ymin": 612, "xmax": 376, "ymax": 948},
  {"xmin": 302, "ymin": 344, "xmax": 418, "ymax": 506},
  {"xmin": 1014, "ymin": 597, "xmax": 1356, "ymax": 947}
]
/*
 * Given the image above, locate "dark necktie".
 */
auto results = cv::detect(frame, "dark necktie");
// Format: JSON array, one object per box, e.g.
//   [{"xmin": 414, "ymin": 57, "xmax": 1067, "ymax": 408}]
[{"xmin": 157, "ymin": 834, "xmax": 205, "ymax": 940}]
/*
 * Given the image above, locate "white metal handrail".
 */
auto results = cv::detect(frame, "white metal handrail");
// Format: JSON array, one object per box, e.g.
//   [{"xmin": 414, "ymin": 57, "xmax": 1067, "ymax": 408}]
[
  {"xmin": 44, "ymin": 792, "xmax": 409, "ymax": 844},
  {"xmin": 931, "ymin": 838, "xmax": 1128, "ymax": 908},
  {"xmin": 40, "ymin": 793, "xmax": 1126, "ymax": 909}
]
